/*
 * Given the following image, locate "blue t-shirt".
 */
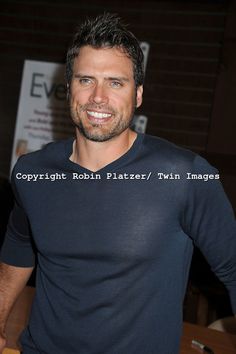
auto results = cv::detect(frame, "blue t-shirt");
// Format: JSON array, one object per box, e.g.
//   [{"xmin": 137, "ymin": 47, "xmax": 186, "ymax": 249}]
[{"xmin": 1, "ymin": 133, "xmax": 236, "ymax": 354}]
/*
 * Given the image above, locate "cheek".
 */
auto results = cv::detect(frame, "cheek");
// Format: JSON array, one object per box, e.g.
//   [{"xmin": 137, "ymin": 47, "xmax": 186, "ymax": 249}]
[
  {"xmin": 70, "ymin": 86, "xmax": 90, "ymax": 106},
  {"xmin": 70, "ymin": 94, "xmax": 83, "ymax": 110},
  {"xmin": 122, "ymin": 94, "xmax": 136, "ymax": 113},
  {"xmin": 114, "ymin": 91, "xmax": 135, "ymax": 111}
]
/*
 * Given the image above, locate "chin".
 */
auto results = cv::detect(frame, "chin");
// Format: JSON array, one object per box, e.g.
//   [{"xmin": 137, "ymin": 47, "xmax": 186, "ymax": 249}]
[
  {"xmin": 81, "ymin": 130, "xmax": 118, "ymax": 142},
  {"xmin": 76, "ymin": 118, "xmax": 132, "ymax": 142}
]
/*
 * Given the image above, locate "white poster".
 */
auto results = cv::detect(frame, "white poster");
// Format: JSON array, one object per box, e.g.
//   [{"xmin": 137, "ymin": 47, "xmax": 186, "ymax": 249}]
[
  {"xmin": 11, "ymin": 43, "xmax": 149, "ymax": 172},
  {"xmin": 10, "ymin": 60, "xmax": 73, "ymax": 171}
]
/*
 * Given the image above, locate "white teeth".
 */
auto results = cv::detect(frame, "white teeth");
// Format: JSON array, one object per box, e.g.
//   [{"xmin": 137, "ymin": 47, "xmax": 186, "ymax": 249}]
[{"xmin": 87, "ymin": 111, "xmax": 112, "ymax": 118}]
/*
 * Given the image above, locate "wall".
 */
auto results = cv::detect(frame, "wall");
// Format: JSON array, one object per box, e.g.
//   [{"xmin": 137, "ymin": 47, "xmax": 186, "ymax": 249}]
[{"xmin": 0, "ymin": 0, "xmax": 231, "ymax": 177}]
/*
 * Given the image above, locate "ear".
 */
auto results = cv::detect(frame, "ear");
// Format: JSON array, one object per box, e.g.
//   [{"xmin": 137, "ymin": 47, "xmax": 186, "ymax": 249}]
[{"xmin": 136, "ymin": 85, "xmax": 143, "ymax": 108}]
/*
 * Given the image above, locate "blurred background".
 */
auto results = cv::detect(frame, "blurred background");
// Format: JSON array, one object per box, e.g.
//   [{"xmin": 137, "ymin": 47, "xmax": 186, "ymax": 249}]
[{"xmin": 0, "ymin": 0, "xmax": 235, "ymax": 327}]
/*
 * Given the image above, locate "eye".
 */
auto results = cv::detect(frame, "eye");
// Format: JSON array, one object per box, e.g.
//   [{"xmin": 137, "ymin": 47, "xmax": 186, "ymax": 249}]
[
  {"xmin": 110, "ymin": 81, "xmax": 122, "ymax": 88},
  {"xmin": 79, "ymin": 78, "xmax": 93, "ymax": 86}
]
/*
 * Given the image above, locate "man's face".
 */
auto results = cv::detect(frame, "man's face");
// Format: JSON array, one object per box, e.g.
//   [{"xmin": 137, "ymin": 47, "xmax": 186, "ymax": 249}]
[{"xmin": 69, "ymin": 46, "xmax": 143, "ymax": 142}]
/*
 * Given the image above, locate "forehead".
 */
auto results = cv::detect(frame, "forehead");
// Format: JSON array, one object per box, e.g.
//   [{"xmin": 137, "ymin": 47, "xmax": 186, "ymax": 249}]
[{"xmin": 72, "ymin": 46, "xmax": 134, "ymax": 78}]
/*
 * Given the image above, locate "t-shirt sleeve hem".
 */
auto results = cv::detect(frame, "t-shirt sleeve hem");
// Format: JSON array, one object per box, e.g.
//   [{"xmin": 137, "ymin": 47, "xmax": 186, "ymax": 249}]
[{"xmin": 0, "ymin": 235, "xmax": 35, "ymax": 267}]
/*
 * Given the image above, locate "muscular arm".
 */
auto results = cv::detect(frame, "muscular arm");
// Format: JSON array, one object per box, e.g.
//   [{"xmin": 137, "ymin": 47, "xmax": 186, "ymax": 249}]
[
  {"xmin": 0, "ymin": 262, "xmax": 34, "ymax": 353},
  {"xmin": 183, "ymin": 155, "xmax": 236, "ymax": 314}
]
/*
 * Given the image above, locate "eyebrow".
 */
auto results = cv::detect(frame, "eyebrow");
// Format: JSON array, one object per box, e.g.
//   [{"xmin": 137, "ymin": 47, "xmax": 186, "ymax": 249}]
[
  {"xmin": 74, "ymin": 73, "xmax": 130, "ymax": 82},
  {"xmin": 107, "ymin": 76, "xmax": 130, "ymax": 82}
]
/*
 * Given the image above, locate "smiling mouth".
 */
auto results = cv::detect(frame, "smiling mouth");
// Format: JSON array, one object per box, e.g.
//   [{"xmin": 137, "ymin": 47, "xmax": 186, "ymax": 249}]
[{"xmin": 86, "ymin": 110, "xmax": 113, "ymax": 123}]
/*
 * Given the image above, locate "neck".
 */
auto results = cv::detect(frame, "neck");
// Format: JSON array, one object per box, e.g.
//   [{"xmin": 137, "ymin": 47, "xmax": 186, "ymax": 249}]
[{"xmin": 70, "ymin": 129, "xmax": 137, "ymax": 172}]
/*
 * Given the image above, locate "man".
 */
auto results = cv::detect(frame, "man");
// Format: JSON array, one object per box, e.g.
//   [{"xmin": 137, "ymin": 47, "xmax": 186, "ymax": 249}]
[{"xmin": 0, "ymin": 13, "xmax": 235, "ymax": 354}]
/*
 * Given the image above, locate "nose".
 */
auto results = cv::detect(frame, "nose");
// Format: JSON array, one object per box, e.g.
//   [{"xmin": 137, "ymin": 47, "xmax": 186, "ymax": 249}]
[{"xmin": 89, "ymin": 83, "xmax": 108, "ymax": 105}]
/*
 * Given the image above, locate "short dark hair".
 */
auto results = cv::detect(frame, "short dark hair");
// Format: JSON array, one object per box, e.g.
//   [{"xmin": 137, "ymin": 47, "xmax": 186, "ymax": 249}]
[{"xmin": 66, "ymin": 13, "xmax": 144, "ymax": 88}]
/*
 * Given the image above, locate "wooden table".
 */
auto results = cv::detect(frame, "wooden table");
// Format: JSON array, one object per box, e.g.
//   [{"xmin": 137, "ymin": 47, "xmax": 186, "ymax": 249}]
[
  {"xmin": 4, "ymin": 286, "xmax": 236, "ymax": 353},
  {"xmin": 181, "ymin": 322, "xmax": 236, "ymax": 354}
]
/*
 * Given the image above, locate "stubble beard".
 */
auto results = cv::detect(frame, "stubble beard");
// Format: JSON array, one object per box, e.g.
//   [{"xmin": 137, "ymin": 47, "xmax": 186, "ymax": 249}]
[{"xmin": 70, "ymin": 102, "xmax": 136, "ymax": 142}]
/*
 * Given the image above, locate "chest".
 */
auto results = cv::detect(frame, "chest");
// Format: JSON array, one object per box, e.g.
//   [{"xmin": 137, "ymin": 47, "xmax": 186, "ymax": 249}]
[{"xmin": 20, "ymin": 177, "xmax": 186, "ymax": 262}]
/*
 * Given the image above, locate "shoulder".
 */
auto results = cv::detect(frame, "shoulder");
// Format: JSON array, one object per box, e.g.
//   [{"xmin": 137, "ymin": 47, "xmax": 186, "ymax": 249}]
[
  {"xmin": 142, "ymin": 133, "xmax": 194, "ymax": 159},
  {"xmin": 141, "ymin": 134, "xmax": 216, "ymax": 172}
]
